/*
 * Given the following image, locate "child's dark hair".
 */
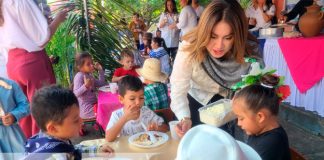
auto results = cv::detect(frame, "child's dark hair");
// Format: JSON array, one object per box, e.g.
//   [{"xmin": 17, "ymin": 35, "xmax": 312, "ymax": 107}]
[
  {"xmin": 156, "ymin": 28, "xmax": 161, "ymax": 33},
  {"xmin": 152, "ymin": 37, "xmax": 167, "ymax": 50},
  {"xmin": 31, "ymin": 85, "xmax": 79, "ymax": 131},
  {"xmin": 75, "ymin": 51, "xmax": 92, "ymax": 70},
  {"xmin": 143, "ymin": 32, "xmax": 153, "ymax": 49},
  {"xmin": 120, "ymin": 49, "xmax": 134, "ymax": 60},
  {"xmin": 234, "ymin": 74, "xmax": 280, "ymax": 115},
  {"xmin": 143, "ymin": 32, "xmax": 153, "ymax": 41},
  {"xmin": 133, "ymin": 12, "xmax": 140, "ymax": 18},
  {"xmin": 118, "ymin": 76, "xmax": 144, "ymax": 96}
]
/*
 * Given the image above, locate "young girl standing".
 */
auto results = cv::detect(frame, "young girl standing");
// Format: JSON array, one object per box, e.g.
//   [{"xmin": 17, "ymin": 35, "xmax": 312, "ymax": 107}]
[
  {"xmin": 73, "ymin": 52, "xmax": 106, "ymax": 121},
  {"xmin": 0, "ymin": 77, "xmax": 30, "ymax": 155},
  {"xmin": 232, "ymin": 74, "xmax": 291, "ymax": 160}
]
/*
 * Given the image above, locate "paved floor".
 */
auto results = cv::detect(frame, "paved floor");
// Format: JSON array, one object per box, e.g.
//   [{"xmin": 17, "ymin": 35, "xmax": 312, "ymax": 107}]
[
  {"xmin": 280, "ymin": 118, "xmax": 324, "ymax": 160},
  {"xmin": 72, "ymin": 119, "xmax": 324, "ymax": 160}
]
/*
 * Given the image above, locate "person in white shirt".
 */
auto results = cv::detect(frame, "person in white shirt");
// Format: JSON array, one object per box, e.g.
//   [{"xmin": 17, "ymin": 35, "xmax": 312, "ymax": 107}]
[
  {"xmin": 168, "ymin": 0, "xmax": 197, "ymax": 38},
  {"xmin": 246, "ymin": 0, "xmax": 276, "ymax": 30},
  {"xmin": 0, "ymin": 0, "xmax": 68, "ymax": 139},
  {"xmin": 158, "ymin": 0, "xmax": 180, "ymax": 62},
  {"xmin": 192, "ymin": 0, "xmax": 205, "ymax": 20},
  {"xmin": 170, "ymin": 0, "xmax": 263, "ymax": 138},
  {"xmin": 105, "ymin": 76, "xmax": 168, "ymax": 142}
]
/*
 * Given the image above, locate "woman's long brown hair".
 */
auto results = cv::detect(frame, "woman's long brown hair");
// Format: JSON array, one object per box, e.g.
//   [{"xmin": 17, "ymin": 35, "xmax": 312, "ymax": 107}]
[
  {"xmin": 0, "ymin": 0, "xmax": 4, "ymax": 26},
  {"xmin": 182, "ymin": 0, "xmax": 249, "ymax": 64}
]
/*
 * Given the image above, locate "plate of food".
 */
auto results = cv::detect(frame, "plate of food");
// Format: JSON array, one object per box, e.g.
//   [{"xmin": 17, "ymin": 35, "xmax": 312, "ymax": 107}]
[
  {"xmin": 128, "ymin": 131, "xmax": 169, "ymax": 148},
  {"xmin": 98, "ymin": 85, "xmax": 110, "ymax": 92}
]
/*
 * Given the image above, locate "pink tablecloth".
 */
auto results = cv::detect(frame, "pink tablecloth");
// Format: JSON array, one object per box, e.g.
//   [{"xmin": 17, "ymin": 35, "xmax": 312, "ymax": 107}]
[
  {"xmin": 96, "ymin": 91, "xmax": 123, "ymax": 130},
  {"xmin": 278, "ymin": 34, "xmax": 324, "ymax": 93}
]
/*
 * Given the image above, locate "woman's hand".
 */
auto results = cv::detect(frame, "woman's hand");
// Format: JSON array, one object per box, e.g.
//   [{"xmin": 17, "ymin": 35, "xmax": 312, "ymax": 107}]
[
  {"xmin": 160, "ymin": 17, "xmax": 168, "ymax": 28},
  {"xmin": 168, "ymin": 23, "xmax": 177, "ymax": 30},
  {"xmin": 175, "ymin": 119, "xmax": 192, "ymax": 138},
  {"xmin": 2, "ymin": 113, "xmax": 15, "ymax": 126},
  {"xmin": 54, "ymin": 9, "xmax": 69, "ymax": 24}
]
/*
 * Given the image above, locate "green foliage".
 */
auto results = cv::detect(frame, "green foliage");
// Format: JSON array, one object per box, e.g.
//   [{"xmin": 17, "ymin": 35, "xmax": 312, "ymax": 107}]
[
  {"xmin": 46, "ymin": 18, "xmax": 76, "ymax": 87},
  {"xmin": 104, "ymin": 0, "xmax": 165, "ymax": 28},
  {"xmin": 239, "ymin": 0, "xmax": 251, "ymax": 9}
]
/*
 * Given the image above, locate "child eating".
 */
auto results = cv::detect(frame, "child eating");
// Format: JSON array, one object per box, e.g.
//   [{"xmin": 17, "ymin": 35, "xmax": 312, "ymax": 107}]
[
  {"xmin": 232, "ymin": 74, "xmax": 291, "ymax": 160},
  {"xmin": 112, "ymin": 49, "xmax": 138, "ymax": 82},
  {"xmin": 136, "ymin": 58, "xmax": 169, "ymax": 111},
  {"xmin": 24, "ymin": 85, "xmax": 113, "ymax": 159},
  {"xmin": 73, "ymin": 52, "xmax": 106, "ymax": 135},
  {"xmin": 105, "ymin": 76, "xmax": 168, "ymax": 142}
]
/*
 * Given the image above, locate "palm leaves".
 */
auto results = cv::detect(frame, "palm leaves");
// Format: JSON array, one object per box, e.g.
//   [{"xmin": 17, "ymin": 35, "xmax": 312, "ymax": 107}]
[
  {"xmin": 47, "ymin": 0, "xmax": 135, "ymax": 84},
  {"xmin": 239, "ymin": 0, "xmax": 252, "ymax": 9}
]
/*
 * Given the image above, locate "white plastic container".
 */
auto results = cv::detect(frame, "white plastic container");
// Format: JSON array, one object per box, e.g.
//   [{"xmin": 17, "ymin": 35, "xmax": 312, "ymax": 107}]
[{"xmin": 198, "ymin": 99, "xmax": 236, "ymax": 127}]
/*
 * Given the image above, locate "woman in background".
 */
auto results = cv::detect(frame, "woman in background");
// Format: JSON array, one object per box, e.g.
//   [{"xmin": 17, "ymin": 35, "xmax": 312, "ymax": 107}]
[
  {"xmin": 169, "ymin": 0, "xmax": 197, "ymax": 38},
  {"xmin": 158, "ymin": 0, "xmax": 180, "ymax": 62},
  {"xmin": 246, "ymin": 0, "xmax": 276, "ymax": 30}
]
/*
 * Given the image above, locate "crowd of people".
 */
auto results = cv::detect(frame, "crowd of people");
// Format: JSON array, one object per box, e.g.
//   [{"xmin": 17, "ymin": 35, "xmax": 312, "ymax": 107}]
[
  {"xmin": 246, "ymin": 0, "xmax": 324, "ymax": 35},
  {"xmin": 3, "ymin": 0, "xmax": 321, "ymax": 159}
]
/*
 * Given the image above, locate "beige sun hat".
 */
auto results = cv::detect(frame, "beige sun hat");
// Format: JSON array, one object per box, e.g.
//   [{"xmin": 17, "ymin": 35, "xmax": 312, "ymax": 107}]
[{"xmin": 136, "ymin": 58, "xmax": 168, "ymax": 83}]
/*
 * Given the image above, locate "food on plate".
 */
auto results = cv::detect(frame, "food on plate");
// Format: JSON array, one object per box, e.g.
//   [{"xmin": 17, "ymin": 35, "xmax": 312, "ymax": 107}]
[{"xmin": 133, "ymin": 133, "xmax": 163, "ymax": 146}]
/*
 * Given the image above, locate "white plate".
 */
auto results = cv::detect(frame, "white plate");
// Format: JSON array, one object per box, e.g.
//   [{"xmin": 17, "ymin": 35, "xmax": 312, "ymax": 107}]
[
  {"xmin": 128, "ymin": 131, "xmax": 169, "ymax": 148},
  {"xmin": 98, "ymin": 85, "xmax": 110, "ymax": 92}
]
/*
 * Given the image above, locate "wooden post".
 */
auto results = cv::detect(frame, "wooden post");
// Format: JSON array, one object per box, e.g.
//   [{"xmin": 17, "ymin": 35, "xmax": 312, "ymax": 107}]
[{"xmin": 83, "ymin": 0, "xmax": 91, "ymax": 48}]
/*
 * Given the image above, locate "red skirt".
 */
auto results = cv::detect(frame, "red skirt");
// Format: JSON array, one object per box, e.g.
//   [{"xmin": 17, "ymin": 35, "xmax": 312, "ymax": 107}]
[{"xmin": 7, "ymin": 48, "xmax": 56, "ymax": 138}]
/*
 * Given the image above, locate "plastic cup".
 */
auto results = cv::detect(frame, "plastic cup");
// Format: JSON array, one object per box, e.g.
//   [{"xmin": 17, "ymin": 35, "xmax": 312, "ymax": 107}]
[
  {"xmin": 109, "ymin": 83, "xmax": 118, "ymax": 94},
  {"xmin": 169, "ymin": 121, "xmax": 180, "ymax": 140}
]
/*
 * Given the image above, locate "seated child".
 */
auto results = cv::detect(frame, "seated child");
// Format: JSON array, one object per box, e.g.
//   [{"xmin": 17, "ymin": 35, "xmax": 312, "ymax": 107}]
[
  {"xmin": 105, "ymin": 76, "xmax": 168, "ymax": 142},
  {"xmin": 232, "ymin": 74, "xmax": 291, "ymax": 160},
  {"xmin": 24, "ymin": 85, "xmax": 113, "ymax": 159},
  {"xmin": 112, "ymin": 49, "xmax": 139, "ymax": 82},
  {"xmin": 136, "ymin": 58, "xmax": 169, "ymax": 111},
  {"xmin": 148, "ymin": 37, "xmax": 171, "ymax": 76},
  {"xmin": 73, "ymin": 52, "xmax": 106, "ymax": 120},
  {"xmin": 0, "ymin": 77, "xmax": 29, "ymax": 154},
  {"xmin": 139, "ymin": 32, "xmax": 153, "ymax": 56}
]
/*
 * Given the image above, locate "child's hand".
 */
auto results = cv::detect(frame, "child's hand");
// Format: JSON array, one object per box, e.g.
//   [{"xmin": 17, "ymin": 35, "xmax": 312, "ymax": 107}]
[
  {"xmin": 94, "ymin": 62, "xmax": 103, "ymax": 71},
  {"xmin": 147, "ymin": 122, "xmax": 158, "ymax": 131},
  {"xmin": 84, "ymin": 75, "xmax": 94, "ymax": 89},
  {"xmin": 124, "ymin": 105, "xmax": 140, "ymax": 121},
  {"xmin": 98, "ymin": 144, "xmax": 114, "ymax": 153},
  {"xmin": 2, "ymin": 113, "xmax": 15, "ymax": 126}
]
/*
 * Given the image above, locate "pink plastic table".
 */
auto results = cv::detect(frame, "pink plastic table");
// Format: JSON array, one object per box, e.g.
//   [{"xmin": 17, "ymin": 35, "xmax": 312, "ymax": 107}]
[{"xmin": 96, "ymin": 91, "xmax": 123, "ymax": 130}]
